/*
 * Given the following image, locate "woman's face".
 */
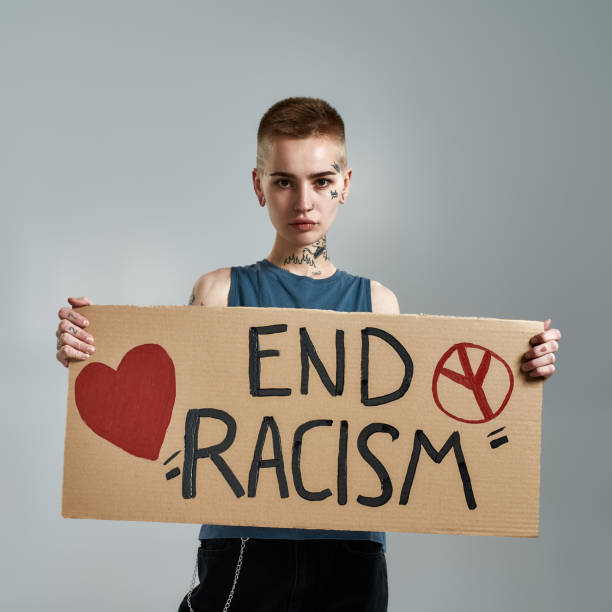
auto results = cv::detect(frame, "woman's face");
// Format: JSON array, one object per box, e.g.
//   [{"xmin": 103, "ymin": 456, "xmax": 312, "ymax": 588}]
[{"xmin": 254, "ymin": 135, "xmax": 351, "ymax": 247}]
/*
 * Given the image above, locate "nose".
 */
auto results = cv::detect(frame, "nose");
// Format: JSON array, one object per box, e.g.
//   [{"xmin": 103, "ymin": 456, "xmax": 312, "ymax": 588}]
[{"xmin": 294, "ymin": 182, "xmax": 314, "ymax": 212}]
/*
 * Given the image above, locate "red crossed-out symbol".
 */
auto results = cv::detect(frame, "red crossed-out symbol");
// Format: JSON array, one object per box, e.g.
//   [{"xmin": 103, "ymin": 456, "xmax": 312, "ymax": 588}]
[{"xmin": 432, "ymin": 342, "xmax": 514, "ymax": 424}]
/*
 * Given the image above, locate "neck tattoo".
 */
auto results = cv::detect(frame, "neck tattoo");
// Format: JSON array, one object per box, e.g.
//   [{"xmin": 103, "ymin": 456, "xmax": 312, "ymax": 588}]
[{"xmin": 282, "ymin": 236, "xmax": 329, "ymax": 275}]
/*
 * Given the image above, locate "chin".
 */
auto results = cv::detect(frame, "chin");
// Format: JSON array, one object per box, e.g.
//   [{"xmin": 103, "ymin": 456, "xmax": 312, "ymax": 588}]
[
  {"xmin": 281, "ymin": 227, "xmax": 324, "ymax": 245},
  {"xmin": 296, "ymin": 231, "xmax": 324, "ymax": 245}
]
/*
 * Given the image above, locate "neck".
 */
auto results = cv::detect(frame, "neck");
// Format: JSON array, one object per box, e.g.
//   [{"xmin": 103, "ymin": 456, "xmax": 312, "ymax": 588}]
[{"xmin": 266, "ymin": 234, "xmax": 336, "ymax": 278}]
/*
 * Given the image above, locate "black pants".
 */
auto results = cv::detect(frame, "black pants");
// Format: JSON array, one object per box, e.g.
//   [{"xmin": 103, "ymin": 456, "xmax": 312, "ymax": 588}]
[{"xmin": 177, "ymin": 538, "xmax": 388, "ymax": 612}]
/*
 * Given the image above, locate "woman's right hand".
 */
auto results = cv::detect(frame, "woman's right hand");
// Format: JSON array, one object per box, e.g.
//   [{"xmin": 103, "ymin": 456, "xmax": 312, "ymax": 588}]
[{"xmin": 56, "ymin": 297, "xmax": 96, "ymax": 368}]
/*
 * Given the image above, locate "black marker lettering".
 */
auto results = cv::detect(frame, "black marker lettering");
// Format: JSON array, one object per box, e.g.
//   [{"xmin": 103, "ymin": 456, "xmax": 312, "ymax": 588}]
[
  {"xmin": 292, "ymin": 419, "xmax": 333, "ymax": 501},
  {"xmin": 300, "ymin": 327, "xmax": 345, "ymax": 396},
  {"xmin": 248, "ymin": 416, "xmax": 289, "ymax": 498},
  {"xmin": 182, "ymin": 408, "xmax": 244, "ymax": 499},
  {"xmin": 399, "ymin": 430, "xmax": 476, "ymax": 509},
  {"xmin": 361, "ymin": 327, "xmax": 414, "ymax": 406},
  {"xmin": 337, "ymin": 420, "xmax": 348, "ymax": 505},
  {"xmin": 163, "ymin": 449, "xmax": 181, "ymax": 465},
  {"xmin": 249, "ymin": 324, "xmax": 291, "ymax": 396},
  {"xmin": 166, "ymin": 467, "xmax": 180, "ymax": 480},
  {"xmin": 356, "ymin": 423, "xmax": 400, "ymax": 507}
]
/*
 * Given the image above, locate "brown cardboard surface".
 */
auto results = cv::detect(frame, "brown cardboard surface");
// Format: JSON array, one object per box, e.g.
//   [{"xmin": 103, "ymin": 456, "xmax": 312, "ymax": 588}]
[{"xmin": 62, "ymin": 306, "xmax": 544, "ymax": 537}]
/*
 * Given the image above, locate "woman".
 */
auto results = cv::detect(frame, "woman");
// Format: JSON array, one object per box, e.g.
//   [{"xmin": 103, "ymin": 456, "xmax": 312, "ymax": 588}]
[{"xmin": 55, "ymin": 97, "xmax": 561, "ymax": 612}]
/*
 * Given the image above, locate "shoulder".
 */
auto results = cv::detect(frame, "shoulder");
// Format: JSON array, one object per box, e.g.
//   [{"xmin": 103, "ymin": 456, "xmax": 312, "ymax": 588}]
[
  {"xmin": 370, "ymin": 279, "xmax": 400, "ymax": 314},
  {"xmin": 190, "ymin": 267, "xmax": 231, "ymax": 307}
]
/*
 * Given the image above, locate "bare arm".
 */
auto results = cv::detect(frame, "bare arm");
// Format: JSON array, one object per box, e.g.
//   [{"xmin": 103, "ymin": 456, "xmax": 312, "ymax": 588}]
[
  {"xmin": 189, "ymin": 267, "xmax": 231, "ymax": 307},
  {"xmin": 370, "ymin": 279, "xmax": 400, "ymax": 315}
]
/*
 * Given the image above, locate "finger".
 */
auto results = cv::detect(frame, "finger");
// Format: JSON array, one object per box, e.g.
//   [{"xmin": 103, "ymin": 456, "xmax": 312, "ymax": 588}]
[
  {"xmin": 68, "ymin": 296, "xmax": 94, "ymax": 307},
  {"xmin": 56, "ymin": 351, "xmax": 69, "ymax": 368},
  {"xmin": 523, "ymin": 339, "xmax": 560, "ymax": 360},
  {"xmin": 530, "ymin": 328, "xmax": 561, "ymax": 345},
  {"xmin": 529, "ymin": 328, "xmax": 562, "ymax": 346},
  {"xmin": 58, "ymin": 305, "xmax": 90, "ymax": 328},
  {"xmin": 544, "ymin": 318, "xmax": 551, "ymax": 331},
  {"xmin": 521, "ymin": 352, "xmax": 555, "ymax": 372},
  {"xmin": 56, "ymin": 319, "xmax": 95, "ymax": 345},
  {"xmin": 58, "ymin": 331, "xmax": 96, "ymax": 355},
  {"xmin": 528, "ymin": 363, "xmax": 555, "ymax": 378},
  {"xmin": 58, "ymin": 343, "xmax": 91, "ymax": 362}
]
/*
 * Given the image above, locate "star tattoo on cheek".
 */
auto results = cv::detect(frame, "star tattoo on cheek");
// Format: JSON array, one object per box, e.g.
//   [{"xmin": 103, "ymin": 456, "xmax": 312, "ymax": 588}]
[{"xmin": 330, "ymin": 190, "xmax": 338, "ymax": 199}]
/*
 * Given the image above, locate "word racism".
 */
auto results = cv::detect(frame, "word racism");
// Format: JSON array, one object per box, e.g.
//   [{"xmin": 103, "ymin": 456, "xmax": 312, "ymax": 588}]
[{"xmin": 180, "ymin": 324, "xmax": 477, "ymax": 510}]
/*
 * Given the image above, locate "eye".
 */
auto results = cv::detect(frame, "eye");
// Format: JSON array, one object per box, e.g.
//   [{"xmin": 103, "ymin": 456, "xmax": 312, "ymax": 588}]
[{"xmin": 274, "ymin": 178, "xmax": 332, "ymax": 188}]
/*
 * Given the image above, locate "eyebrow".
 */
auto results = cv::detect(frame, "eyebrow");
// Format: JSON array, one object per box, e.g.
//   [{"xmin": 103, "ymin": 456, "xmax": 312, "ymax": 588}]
[{"xmin": 268, "ymin": 171, "xmax": 337, "ymax": 179}]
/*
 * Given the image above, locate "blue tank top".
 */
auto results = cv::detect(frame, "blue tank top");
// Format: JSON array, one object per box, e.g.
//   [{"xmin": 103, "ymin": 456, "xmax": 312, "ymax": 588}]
[{"xmin": 198, "ymin": 258, "xmax": 386, "ymax": 549}]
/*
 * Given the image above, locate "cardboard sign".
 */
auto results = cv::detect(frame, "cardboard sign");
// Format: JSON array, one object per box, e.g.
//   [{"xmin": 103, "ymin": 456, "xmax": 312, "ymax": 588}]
[{"xmin": 62, "ymin": 306, "xmax": 544, "ymax": 537}]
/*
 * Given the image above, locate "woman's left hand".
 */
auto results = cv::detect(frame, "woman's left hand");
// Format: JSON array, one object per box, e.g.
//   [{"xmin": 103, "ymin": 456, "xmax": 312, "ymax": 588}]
[{"xmin": 521, "ymin": 318, "xmax": 562, "ymax": 380}]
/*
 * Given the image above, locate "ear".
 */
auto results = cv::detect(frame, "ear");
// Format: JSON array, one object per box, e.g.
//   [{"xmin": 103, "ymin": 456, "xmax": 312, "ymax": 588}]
[
  {"xmin": 340, "ymin": 168, "xmax": 352, "ymax": 204},
  {"xmin": 252, "ymin": 167, "xmax": 266, "ymax": 207}
]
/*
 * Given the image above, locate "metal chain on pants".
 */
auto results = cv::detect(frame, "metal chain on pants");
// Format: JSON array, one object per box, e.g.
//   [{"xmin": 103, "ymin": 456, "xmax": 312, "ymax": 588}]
[{"xmin": 187, "ymin": 537, "xmax": 250, "ymax": 612}]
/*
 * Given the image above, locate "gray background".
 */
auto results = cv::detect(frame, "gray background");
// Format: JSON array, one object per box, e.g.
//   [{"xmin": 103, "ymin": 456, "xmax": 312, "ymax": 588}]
[{"xmin": 2, "ymin": 1, "xmax": 610, "ymax": 610}]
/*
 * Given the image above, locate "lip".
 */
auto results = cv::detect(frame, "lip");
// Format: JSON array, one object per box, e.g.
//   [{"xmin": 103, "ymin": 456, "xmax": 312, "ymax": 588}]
[
  {"xmin": 290, "ymin": 219, "xmax": 317, "ymax": 225},
  {"xmin": 290, "ymin": 221, "xmax": 317, "ymax": 231}
]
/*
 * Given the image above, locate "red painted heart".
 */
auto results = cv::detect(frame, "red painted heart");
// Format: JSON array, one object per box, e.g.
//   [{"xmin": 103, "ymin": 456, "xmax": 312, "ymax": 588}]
[{"xmin": 75, "ymin": 343, "xmax": 176, "ymax": 460}]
